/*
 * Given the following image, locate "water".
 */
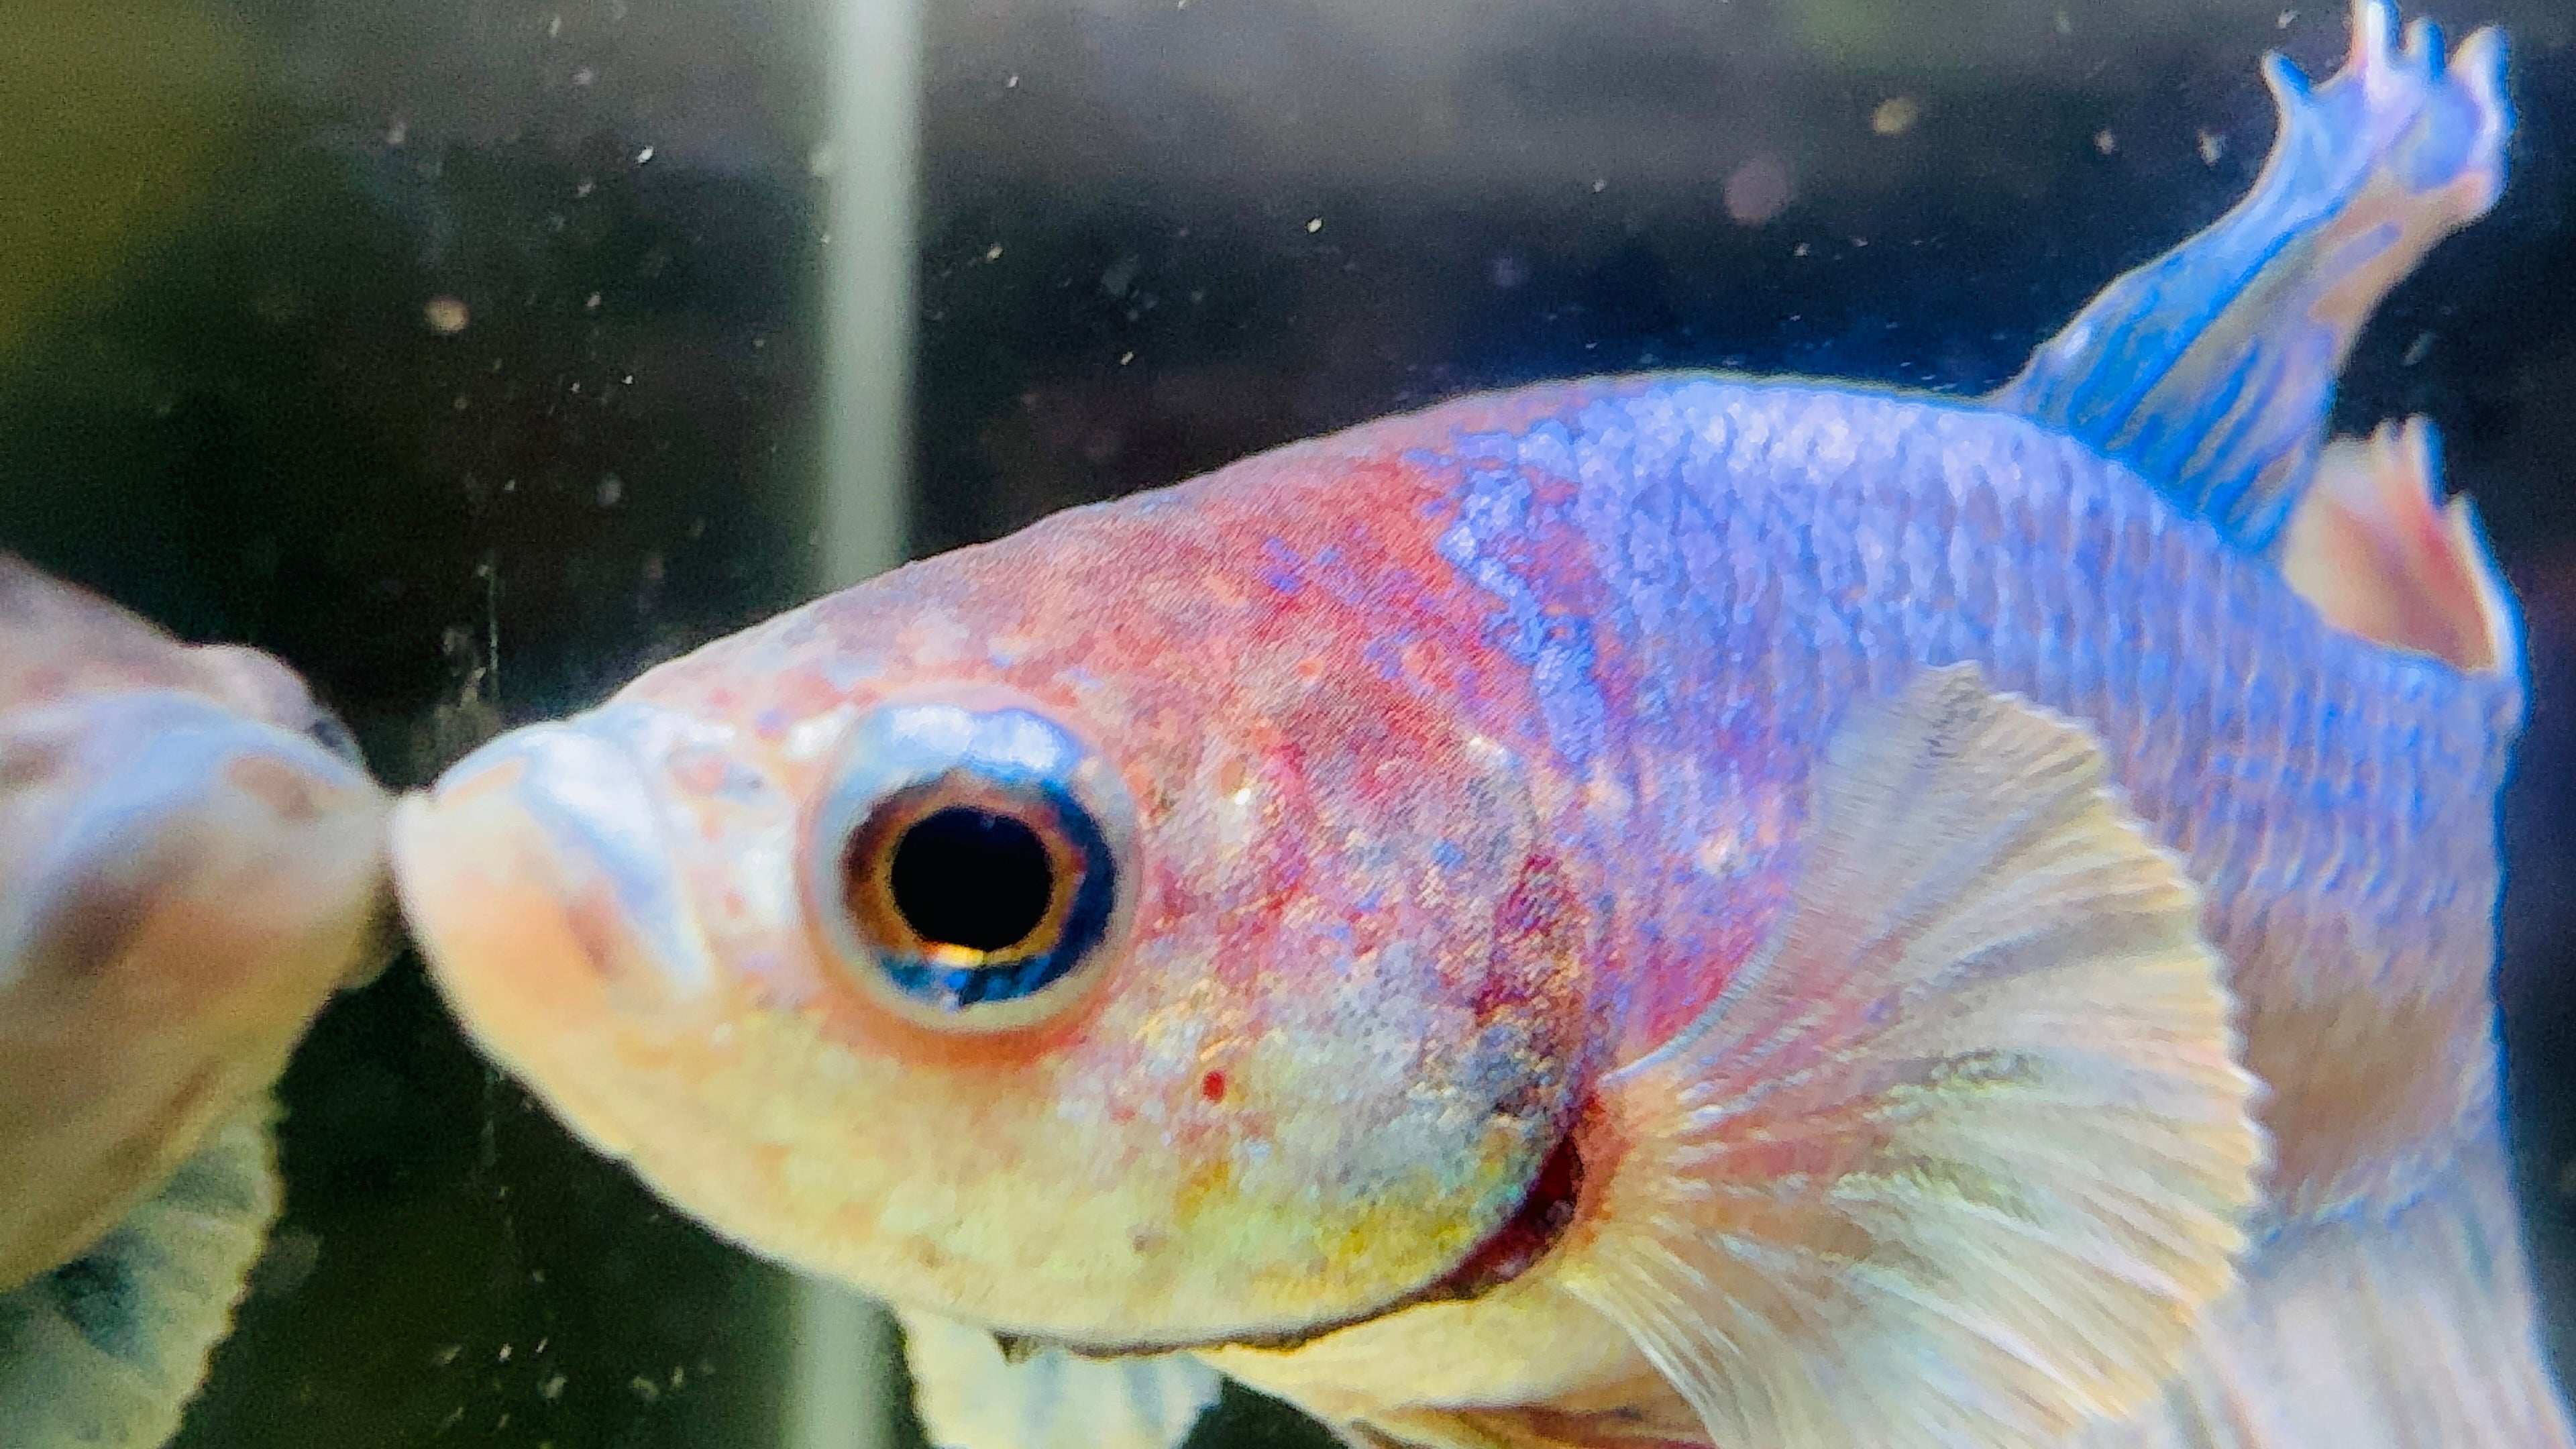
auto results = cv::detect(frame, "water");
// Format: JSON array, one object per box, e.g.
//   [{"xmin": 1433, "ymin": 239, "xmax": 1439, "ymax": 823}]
[{"xmin": 1, "ymin": 0, "xmax": 2571, "ymax": 1444}]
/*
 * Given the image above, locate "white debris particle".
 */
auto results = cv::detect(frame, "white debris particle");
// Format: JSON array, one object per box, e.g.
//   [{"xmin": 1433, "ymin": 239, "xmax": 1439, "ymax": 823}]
[
  {"xmin": 985, "ymin": 242, "xmax": 1004, "ymax": 260},
  {"xmin": 2094, "ymin": 128, "xmax": 2119, "ymax": 155},
  {"xmin": 2198, "ymin": 129, "xmax": 2226, "ymax": 166},
  {"xmin": 1871, "ymin": 97, "xmax": 1920, "ymax": 136},
  {"xmin": 1723, "ymin": 157, "xmax": 1793, "ymax": 225},
  {"xmin": 423, "ymin": 296, "xmax": 469, "ymax": 334},
  {"xmin": 1306, "ymin": 217, "xmax": 1324, "ymax": 232},
  {"xmin": 635, "ymin": 145, "xmax": 655, "ymax": 163}
]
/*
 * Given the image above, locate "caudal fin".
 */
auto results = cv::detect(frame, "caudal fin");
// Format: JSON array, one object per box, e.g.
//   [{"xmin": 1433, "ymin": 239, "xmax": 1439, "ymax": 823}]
[
  {"xmin": 1991, "ymin": 0, "xmax": 2510, "ymax": 554},
  {"xmin": 2080, "ymin": 1130, "xmax": 2575, "ymax": 1448}
]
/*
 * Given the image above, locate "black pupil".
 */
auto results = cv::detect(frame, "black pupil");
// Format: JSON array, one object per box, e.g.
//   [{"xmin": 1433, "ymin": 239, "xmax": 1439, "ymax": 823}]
[{"xmin": 887, "ymin": 806, "xmax": 1055, "ymax": 954}]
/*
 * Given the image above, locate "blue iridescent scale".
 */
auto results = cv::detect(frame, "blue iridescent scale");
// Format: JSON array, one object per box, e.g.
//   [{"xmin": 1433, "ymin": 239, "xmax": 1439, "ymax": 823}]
[{"xmin": 1426, "ymin": 382, "xmax": 2514, "ymax": 1018}]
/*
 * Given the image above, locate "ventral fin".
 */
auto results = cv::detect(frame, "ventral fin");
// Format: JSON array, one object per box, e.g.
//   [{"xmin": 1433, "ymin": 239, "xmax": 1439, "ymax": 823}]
[
  {"xmin": 1562, "ymin": 664, "xmax": 2264, "ymax": 1449},
  {"xmin": 1991, "ymin": 0, "xmax": 2510, "ymax": 553},
  {"xmin": 2277, "ymin": 417, "xmax": 2514, "ymax": 674},
  {"xmin": 0, "ymin": 1104, "xmax": 280, "ymax": 1449},
  {"xmin": 896, "ymin": 1305, "xmax": 1223, "ymax": 1449}
]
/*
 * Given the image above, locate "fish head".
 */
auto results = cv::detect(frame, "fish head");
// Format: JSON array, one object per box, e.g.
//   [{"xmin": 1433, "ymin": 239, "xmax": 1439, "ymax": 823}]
[
  {"xmin": 0, "ymin": 674, "xmax": 391, "ymax": 1285},
  {"xmin": 392, "ymin": 502, "xmax": 1613, "ymax": 1350}
]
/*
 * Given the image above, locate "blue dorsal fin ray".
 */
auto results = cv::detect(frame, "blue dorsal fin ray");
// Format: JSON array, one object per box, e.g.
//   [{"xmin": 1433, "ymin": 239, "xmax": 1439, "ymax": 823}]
[{"xmin": 1990, "ymin": 0, "xmax": 2510, "ymax": 555}]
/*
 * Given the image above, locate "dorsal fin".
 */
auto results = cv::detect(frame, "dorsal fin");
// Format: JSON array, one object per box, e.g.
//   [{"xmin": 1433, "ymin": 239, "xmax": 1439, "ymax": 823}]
[{"xmin": 1990, "ymin": 0, "xmax": 2509, "ymax": 553}]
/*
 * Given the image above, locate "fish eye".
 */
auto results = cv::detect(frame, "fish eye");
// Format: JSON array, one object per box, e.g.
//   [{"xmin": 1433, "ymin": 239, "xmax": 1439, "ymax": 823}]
[
  {"xmin": 304, "ymin": 705, "xmax": 366, "ymax": 768},
  {"xmin": 806, "ymin": 702, "xmax": 1131, "ymax": 1028}
]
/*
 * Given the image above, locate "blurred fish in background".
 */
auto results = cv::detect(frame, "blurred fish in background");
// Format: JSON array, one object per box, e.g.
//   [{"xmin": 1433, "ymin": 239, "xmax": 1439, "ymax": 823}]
[{"xmin": 0, "ymin": 557, "xmax": 392, "ymax": 1447}]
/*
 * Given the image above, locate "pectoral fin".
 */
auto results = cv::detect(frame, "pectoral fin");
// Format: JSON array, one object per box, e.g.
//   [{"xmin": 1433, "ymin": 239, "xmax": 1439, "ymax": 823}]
[
  {"xmin": 897, "ymin": 1304, "xmax": 1224, "ymax": 1449},
  {"xmin": 2078, "ymin": 1129, "xmax": 2574, "ymax": 1448},
  {"xmin": 1563, "ymin": 664, "xmax": 2263, "ymax": 1449},
  {"xmin": 0, "ymin": 1102, "xmax": 280, "ymax": 1448}
]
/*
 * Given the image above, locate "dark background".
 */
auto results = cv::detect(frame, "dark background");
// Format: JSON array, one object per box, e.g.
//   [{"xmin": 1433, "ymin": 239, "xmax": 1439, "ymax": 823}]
[{"xmin": 1, "ymin": 0, "xmax": 2569, "ymax": 1443}]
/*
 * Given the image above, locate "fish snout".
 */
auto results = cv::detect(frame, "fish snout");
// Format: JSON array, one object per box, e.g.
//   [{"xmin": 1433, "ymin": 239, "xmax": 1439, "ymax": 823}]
[
  {"xmin": 393, "ymin": 718, "xmax": 718, "ymax": 1016},
  {"xmin": 0, "ymin": 691, "xmax": 388, "ymax": 994}
]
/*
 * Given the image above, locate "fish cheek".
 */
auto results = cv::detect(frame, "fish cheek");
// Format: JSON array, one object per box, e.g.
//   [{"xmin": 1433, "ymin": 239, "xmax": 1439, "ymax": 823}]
[{"xmin": 13, "ymin": 834, "xmax": 205, "ymax": 995}]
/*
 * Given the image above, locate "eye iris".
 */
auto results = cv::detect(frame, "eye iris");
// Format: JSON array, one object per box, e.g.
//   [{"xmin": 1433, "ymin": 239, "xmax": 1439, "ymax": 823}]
[
  {"xmin": 887, "ymin": 806, "xmax": 1054, "ymax": 954},
  {"xmin": 813, "ymin": 704, "xmax": 1130, "ymax": 1022}
]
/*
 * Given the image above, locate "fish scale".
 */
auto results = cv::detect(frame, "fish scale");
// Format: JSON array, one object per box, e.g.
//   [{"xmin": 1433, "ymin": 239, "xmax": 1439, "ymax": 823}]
[{"xmin": 1401, "ymin": 380, "xmax": 2512, "ymax": 1150}]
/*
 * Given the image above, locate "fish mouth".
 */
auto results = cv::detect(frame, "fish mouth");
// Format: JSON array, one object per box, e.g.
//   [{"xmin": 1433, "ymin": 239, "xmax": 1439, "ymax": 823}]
[
  {"xmin": 0, "ymin": 691, "xmax": 388, "ymax": 989},
  {"xmin": 392, "ymin": 715, "xmax": 718, "ymax": 1004}
]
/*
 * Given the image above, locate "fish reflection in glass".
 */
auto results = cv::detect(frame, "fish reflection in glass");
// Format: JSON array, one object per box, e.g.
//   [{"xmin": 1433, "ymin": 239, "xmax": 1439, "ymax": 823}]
[
  {"xmin": 0, "ymin": 557, "xmax": 392, "ymax": 1448},
  {"xmin": 391, "ymin": 3, "xmax": 2567, "ymax": 1445}
]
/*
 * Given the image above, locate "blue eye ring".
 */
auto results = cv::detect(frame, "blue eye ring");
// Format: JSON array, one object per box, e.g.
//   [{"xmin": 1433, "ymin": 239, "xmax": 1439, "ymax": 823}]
[{"xmin": 806, "ymin": 701, "xmax": 1133, "ymax": 1028}]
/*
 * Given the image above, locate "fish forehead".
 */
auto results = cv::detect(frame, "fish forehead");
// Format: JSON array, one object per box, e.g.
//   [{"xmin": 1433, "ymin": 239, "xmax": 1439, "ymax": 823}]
[
  {"xmin": 668, "ymin": 503, "xmax": 1607, "ymax": 1069},
  {"xmin": 0, "ymin": 557, "xmax": 326, "ymax": 737},
  {"xmin": 0, "ymin": 558, "xmax": 213, "ymax": 708}
]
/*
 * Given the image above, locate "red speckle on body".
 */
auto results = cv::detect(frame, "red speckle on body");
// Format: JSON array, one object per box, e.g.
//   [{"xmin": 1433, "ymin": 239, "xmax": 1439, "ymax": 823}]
[{"xmin": 1200, "ymin": 1070, "xmax": 1228, "ymax": 1103}]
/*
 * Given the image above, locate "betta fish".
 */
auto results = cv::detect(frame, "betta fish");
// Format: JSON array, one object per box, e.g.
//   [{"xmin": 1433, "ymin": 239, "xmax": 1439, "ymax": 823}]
[
  {"xmin": 391, "ymin": 5, "xmax": 2571, "ymax": 1444},
  {"xmin": 0, "ymin": 557, "xmax": 393, "ymax": 1448}
]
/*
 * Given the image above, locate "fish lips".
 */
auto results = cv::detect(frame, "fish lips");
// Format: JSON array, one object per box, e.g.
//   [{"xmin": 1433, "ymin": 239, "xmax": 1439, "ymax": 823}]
[
  {"xmin": 393, "ymin": 711, "xmax": 721, "ymax": 1010},
  {"xmin": 0, "ymin": 689, "xmax": 390, "ymax": 994}
]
